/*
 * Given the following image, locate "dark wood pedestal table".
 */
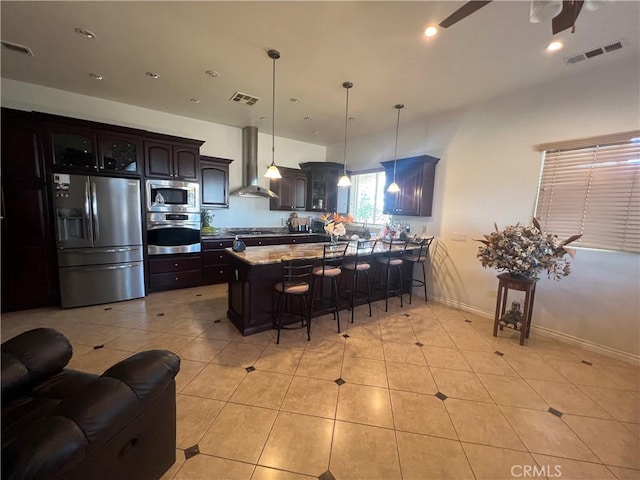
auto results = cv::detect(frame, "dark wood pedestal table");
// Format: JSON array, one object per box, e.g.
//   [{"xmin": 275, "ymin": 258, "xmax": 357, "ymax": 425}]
[{"xmin": 493, "ymin": 273, "xmax": 539, "ymax": 346}]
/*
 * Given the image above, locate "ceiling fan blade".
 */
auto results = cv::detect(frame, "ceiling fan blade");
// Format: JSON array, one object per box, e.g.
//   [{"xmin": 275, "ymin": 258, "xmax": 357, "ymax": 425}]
[
  {"xmin": 439, "ymin": 1, "xmax": 493, "ymax": 28},
  {"xmin": 552, "ymin": 0, "xmax": 584, "ymax": 34}
]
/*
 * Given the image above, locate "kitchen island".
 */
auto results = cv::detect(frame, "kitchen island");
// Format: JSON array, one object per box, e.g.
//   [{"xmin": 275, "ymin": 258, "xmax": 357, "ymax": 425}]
[{"xmin": 226, "ymin": 241, "xmax": 414, "ymax": 336}]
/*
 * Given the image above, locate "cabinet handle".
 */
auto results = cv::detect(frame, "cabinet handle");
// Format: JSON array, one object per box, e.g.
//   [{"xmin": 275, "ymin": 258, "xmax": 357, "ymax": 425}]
[
  {"xmin": 175, "ymin": 277, "xmax": 179, "ymax": 281},
  {"xmin": 220, "ymin": 270, "xmax": 224, "ymax": 274},
  {"xmin": 293, "ymin": 239, "xmax": 297, "ymax": 243},
  {"xmin": 174, "ymin": 263, "xmax": 178, "ymax": 267}
]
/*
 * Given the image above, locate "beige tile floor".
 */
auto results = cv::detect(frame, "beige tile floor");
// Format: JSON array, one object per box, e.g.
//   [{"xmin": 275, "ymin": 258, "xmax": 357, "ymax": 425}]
[{"xmin": 2, "ymin": 284, "xmax": 639, "ymax": 480}]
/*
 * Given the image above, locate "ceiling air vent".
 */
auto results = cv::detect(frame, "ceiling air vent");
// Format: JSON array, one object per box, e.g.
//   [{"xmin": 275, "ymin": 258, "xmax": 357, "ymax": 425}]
[
  {"xmin": 1, "ymin": 40, "xmax": 35, "ymax": 56},
  {"xmin": 564, "ymin": 38, "xmax": 627, "ymax": 66},
  {"xmin": 230, "ymin": 92, "xmax": 260, "ymax": 106},
  {"xmin": 604, "ymin": 41, "xmax": 623, "ymax": 53},
  {"xmin": 566, "ymin": 54, "xmax": 586, "ymax": 65},
  {"xmin": 584, "ymin": 48, "xmax": 604, "ymax": 59}
]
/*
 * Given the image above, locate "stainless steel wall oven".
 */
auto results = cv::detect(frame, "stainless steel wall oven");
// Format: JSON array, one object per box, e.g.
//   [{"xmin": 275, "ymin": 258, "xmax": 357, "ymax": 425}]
[{"xmin": 146, "ymin": 212, "xmax": 201, "ymax": 255}]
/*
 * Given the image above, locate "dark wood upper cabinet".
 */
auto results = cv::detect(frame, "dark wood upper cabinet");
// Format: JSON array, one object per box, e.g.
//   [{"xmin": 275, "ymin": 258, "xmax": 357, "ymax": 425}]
[
  {"xmin": 98, "ymin": 134, "xmax": 141, "ymax": 173},
  {"xmin": 45, "ymin": 123, "xmax": 141, "ymax": 175},
  {"xmin": 381, "ymin": 155, "xmax": 439, "ymax": 217},
  {"xmin": 144, "ymin": 141, "xmax": 200, "ymax": 180},
  {"xmin": 269, "ymin": 167, "xmax": 308, "ymax": 211},
  {"xmin": 47, "ymin": 125, "xmax": 98, "ymax": 171},
  {"xmin": 299, "ymin": 161, "xmax": 344, "ymax": 213},
  {"xmin": 175, "ymin": 147, "xmax": 199, "ymax": 179},
  {"xmin": 145, "ymin": 141, "xmax": 173, "ymax": 177},
  {"xmin": 200, "ymin": 156, "xmax": 232, "ymax": 208}
]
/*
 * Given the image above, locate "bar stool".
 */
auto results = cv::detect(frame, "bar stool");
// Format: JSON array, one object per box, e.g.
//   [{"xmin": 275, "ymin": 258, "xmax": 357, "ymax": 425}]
[
  {"xmin": 374, "ymin": 238, "xmax": 408, "ymax": 312},
  {"xmin": 341, "ymin": 239, "xmax": 376, "ymax": 324},
  {"xmin": 310, "ymin": 242, "xmax": 349, "ymax": 333},
  {"xmin": 273, "ymin": 259, "xmax": 314, "ymax": 344},
  {"xmin": 403, "ymin": 237, "xmax": 434, "ymax": 304}
]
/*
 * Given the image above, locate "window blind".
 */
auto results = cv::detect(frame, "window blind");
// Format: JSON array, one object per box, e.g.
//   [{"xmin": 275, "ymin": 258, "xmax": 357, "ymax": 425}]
[{"xmin": 535, "ymin": 136, "xmax": 640, "ymax": 253}]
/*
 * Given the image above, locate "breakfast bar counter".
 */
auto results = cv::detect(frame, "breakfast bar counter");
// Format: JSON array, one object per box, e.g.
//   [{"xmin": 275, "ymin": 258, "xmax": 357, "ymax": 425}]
[{"xmin": 226, "ymin": 241, "xmax": 413, "ymax": 336}]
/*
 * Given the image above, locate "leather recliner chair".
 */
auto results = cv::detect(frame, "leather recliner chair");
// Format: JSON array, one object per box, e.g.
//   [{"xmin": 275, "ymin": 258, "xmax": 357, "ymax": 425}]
[{"xmin": 1, "ymin": 327, "xmax": 181, "ymax": 480}]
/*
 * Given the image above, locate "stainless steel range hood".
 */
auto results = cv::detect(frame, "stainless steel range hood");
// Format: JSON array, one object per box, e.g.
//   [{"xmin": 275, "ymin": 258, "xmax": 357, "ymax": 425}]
[{"xmin": 230, "ymin": 126, "xmax": 278, "ymax": 199}]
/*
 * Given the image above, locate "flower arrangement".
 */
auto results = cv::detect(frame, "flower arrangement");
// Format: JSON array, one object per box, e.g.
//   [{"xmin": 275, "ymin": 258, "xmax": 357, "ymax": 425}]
[
  {"xmin": 320, "ymin": 212, "xmax": 353, "ymax": 240},
  {"xmin": 476, "ymin": 218, "xmax": 581, "ymax": 280}
]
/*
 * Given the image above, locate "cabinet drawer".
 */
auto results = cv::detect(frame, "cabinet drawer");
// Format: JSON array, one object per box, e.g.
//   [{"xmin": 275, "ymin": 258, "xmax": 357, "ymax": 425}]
[
  {"xmin": 149, "ymin": 255, "xmax": 201, "ymax": 274},
  {"xmin": 243, "ymin": 237, "xmax": 282, "ymax": 247},
  {"xmin": 202, "ymin": 250, "xmax": 228, "ymax": 266},
  {"xmin": 202, "ymin": 265, "xmax": 229, "ymax": 285},
  {"xmin": 202, "ymin": 240, "xmax": 233, "ymax": 250},
  {"xmin": 149, "ymin": 270, "xmax": 202, "ymax": 291}
]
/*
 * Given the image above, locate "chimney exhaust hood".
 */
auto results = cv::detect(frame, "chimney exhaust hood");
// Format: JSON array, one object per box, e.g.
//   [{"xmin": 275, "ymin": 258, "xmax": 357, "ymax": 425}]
[{"xmin": 230, "ymin": 126, "xmax": 278, "ymax": 199}]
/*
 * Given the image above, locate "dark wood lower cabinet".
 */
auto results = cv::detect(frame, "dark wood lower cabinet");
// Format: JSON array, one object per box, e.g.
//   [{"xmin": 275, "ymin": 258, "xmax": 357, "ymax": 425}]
[
  {"xmin": 202, "ymin": 239, "xmax": 233, "ymax": 285},
  {"xmin": 148, "ymin": 254, "xmax": 202, "ymax": 292},
  {"xmin": 227, "ymin": 245, "xmax": 412, "ymax": 336}
]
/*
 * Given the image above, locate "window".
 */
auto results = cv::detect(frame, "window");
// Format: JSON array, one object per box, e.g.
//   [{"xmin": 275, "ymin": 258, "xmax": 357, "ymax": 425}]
[
  {"xmin": 348, "ymin": 170, "xmax": 391, "ymax": 225},
  {"xmin": 534, "ymin": 131, "xmax": 640, "ymax": 253}
]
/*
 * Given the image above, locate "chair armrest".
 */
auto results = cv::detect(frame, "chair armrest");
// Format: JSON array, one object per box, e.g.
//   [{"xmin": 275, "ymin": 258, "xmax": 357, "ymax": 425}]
[
  {"xmin": 102, "ymin": 349, "xmax": 181, "ymax": 406},
  {"xmin": 1, "ymin": 328, "xmax": 72, "ymax": 402},
  {"xmin": 2, "ymin": 350, "xmax": 180, "ymax": 480}
]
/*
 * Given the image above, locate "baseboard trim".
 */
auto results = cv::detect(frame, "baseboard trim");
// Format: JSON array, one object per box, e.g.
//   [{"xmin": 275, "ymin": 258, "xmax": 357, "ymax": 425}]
[
  {"xmin": 430, "ymin": 295, "xmax": 640, "ymax": 366},
  {"xmin": 530, "ymin": 325, "xmax": 640, "ymax": 366}
]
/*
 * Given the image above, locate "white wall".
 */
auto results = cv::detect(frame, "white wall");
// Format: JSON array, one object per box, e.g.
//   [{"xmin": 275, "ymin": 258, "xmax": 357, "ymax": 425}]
[
  {"xmin": 327, "ymin": 58, "xmax": 640, "ymax": 359},
  {"xmin": 0, "ymin": 79, "xmax": 326, "ymax": 228}
]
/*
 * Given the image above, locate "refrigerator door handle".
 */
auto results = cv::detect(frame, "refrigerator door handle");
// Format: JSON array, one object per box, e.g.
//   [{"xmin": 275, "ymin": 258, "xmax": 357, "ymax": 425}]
[
  {"xmin": 59, "ymin": 247, "xmax": 136, "ymax": 254},
  {"xmin": 84, "ymin": 178, "xmax": 94, "ymax": 244},
  {"xmin": 70, "ymin": 263, "xmax": 140, "ymax": 272},
  {"xmin": 91, "ymin": 182, "xmax": 100, "ymax": 242}
]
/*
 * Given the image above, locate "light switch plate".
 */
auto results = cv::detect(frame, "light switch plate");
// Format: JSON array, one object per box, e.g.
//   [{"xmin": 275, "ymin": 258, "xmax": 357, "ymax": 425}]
[{"xmin": 451, "ymin": 232, "xmax": 467, "ymax": 241}]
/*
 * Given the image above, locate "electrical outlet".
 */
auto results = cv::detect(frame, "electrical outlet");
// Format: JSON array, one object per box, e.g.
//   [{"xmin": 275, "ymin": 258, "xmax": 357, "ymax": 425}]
[
  {"xmin": 451, "ymin": 232, "xmax": 467, "ymax": 241},
  {"xmin": 422, "ymin": 224, "xmax": 428, "ymax": 234}
]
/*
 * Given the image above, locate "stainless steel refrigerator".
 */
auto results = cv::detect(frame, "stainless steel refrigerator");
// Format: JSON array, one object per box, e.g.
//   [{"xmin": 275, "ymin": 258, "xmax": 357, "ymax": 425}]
[{"xmin": 52, "ymin": 174, "xmax": 145, "ymax": 308}]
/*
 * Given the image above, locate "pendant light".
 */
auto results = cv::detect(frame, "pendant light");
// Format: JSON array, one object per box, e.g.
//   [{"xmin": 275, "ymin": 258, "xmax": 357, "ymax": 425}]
[
  {"xmin": 387, "ymin": 104, "xmax": 404, "ymax": 193},
  {"xmin": 337, "ymin": 81, "xmax": 353, "ymax": 187},
  {"xmin": 264, "ymin": 49, "xmax": 282, "ymax": 179}
]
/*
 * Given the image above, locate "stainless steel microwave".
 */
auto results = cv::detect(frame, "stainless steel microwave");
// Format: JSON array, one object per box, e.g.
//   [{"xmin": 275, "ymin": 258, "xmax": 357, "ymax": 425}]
[{"xmin": 146, "ymin": 179, "xmax": 199, "ymax": 213}]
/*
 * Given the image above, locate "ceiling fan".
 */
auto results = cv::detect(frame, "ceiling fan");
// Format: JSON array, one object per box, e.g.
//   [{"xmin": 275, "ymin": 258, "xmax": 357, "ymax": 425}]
[{"xmin": 439, "ymin": 0, "xmax": 605, "ymax": 35}]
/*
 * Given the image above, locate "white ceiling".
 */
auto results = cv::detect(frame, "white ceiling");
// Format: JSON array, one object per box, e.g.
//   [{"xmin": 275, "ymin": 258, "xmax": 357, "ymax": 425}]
[{"xmin": 1, "ymin": 1, "xmax": 638, "ymax": 146}]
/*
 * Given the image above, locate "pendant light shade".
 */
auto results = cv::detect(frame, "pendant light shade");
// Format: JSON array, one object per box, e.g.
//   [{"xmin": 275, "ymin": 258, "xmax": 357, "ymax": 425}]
[
  {"xmin": 337, "ymin": 81, "xmax": 353, "ymax": 187},
  {"xmin": 264, "ymin": 49, "xmax": 282, "ymax": 179},
  {"xmin": 387, "ymin": 104, "xmax": 404, "ymax": 193}
]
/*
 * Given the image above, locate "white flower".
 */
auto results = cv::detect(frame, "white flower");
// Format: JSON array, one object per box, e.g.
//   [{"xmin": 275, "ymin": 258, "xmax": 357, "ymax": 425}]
[{"xmin": 476, "ymin": 220, "xmax": 581, "ymax": 281}]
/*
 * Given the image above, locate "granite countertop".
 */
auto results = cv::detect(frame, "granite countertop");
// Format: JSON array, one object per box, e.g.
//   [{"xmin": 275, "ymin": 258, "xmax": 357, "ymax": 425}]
[{"xmin": 226, "ymin": 240, "xmax": 408, "ymax": 266}]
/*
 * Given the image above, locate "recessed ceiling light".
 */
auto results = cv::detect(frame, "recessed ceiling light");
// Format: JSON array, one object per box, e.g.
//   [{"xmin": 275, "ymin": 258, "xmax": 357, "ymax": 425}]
[
  {"xmin": 146, "ymin": 72, "xmax": 160, "ymax": 79},
  {"xmin": 260, "ymin": 116, "xmax": 267, "ymax": 121},
  {"xmin": 304, "ymin": 117, "xmax": 311, "ymax": 121},
  {"xmin": 546, "ymin": 41, "xmax": 564, "ymax": 52},
  {"xmin": 89, "ymin": 73, "xmax": 103, "ymax": 80},
  {"xmin": 348, "ymin": 117, "xmax": 356, "ymax": 121},
  {"xmin": 205, "ymin": 70, "xmax": 219, "ymax": 78},
  {"xmin": 190, "ymin": 98, "xmax": 201, "ymax": 104},
  {"xmin": 290, "ymin": 97, "xmax": 300, "ymax": 103},
  {"xmin": 424, "ymin": 26, "xmax": 438, "ymax": 37},
  {"xmin": 313, "ymin": 130, "xmax": 320, "ymax": 135},
  {"xmin": 75, "ymin": 28, "xmax": 96, "ymax": 39}
]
